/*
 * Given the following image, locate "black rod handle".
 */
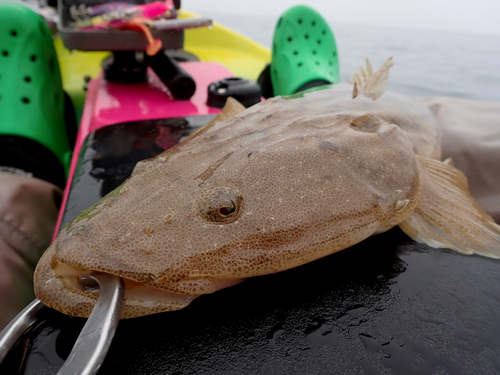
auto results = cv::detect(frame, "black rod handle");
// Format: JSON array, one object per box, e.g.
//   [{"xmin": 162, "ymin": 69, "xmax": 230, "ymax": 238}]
[{"xmin": 148, "ymin": 52, "xmax": 196, "ymax": 100}]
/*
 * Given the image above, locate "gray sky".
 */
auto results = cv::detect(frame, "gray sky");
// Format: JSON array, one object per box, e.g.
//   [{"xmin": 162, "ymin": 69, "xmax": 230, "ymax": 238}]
[{"xmin": 185, "ymin": 0, "xmax": 500, "ymax": 36}]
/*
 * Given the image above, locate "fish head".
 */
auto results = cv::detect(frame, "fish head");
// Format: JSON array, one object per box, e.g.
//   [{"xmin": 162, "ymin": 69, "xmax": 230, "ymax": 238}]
[{"xmin": 35, "ymin": 86, "xmax": 422, "ymax": 318}]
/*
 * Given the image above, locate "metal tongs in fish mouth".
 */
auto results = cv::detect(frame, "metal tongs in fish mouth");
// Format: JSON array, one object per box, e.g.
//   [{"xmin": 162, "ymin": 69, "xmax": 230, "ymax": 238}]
[{"xmin": 0, "ymin": 273, "xmax": 124, "ymax": 375}]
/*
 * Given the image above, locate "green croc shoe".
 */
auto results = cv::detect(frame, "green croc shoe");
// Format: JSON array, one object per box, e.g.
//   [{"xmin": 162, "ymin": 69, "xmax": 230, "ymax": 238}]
[
  {"xmin": 270, "ymin": 5, "xmax": 340, "ymax": 96},
  {"xmin": 0, "ymin": 2, "xmax": 71, "ymax": 176}
]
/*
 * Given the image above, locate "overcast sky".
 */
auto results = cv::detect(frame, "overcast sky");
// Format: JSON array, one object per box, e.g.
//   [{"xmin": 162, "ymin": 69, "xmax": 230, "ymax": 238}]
[{"xmin": 185, "ymin": 0, "xmax": 500, "ymax": 36}]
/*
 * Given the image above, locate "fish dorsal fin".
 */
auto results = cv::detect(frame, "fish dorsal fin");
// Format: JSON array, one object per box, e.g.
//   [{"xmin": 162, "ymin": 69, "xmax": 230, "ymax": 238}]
[
  {"xmin": 206, "ymin": 97, "xmax": 246, "ymax": 127},
  {"xmin": 351, "ymin": 57, "xmax": 394, "ymax": 100},
  {"xmin": 399, "ymin": 156, "xmax": 500, "ymax": 258}
]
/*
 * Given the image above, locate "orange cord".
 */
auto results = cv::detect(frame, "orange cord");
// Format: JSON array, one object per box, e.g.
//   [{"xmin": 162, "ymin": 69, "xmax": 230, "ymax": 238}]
[{"xmin": 119, "ymin": 20, "xmax": 162, "ymax": 56}]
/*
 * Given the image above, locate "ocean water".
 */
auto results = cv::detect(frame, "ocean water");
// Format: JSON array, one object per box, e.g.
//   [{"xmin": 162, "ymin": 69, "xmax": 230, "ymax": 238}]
[{"xmin": 208, "ymin": 11, "xmax": 500, "ymax": 102}]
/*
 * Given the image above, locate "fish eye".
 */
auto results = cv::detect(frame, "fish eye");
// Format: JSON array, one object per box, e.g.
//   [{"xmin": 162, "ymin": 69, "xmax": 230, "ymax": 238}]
[
  {"xmin": 197, "ymin": 187, "xmax": 243, "ymax": 224},
  {"xmin": 218, "ymin": 199, "xmax": 237, "ymax": 217}
]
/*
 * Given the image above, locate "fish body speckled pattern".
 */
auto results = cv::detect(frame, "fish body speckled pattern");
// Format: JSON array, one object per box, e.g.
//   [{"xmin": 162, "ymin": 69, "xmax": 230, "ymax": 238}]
[{"xmin": 34, "ymin": 60, "xmax": 500, "ymax": 319}]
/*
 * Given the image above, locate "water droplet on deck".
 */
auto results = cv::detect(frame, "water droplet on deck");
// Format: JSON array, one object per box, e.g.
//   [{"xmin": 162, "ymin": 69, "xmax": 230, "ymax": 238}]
[{"xmin": 267, "ymin": 328, "xmax": 284, "ymax": 348}]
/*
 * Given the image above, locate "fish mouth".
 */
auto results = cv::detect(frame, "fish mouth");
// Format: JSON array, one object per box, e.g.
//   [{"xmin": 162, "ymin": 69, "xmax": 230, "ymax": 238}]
[
  {"xmin": 34, "ymin": 230, "xmax": 245, "ymax": 318},
  {"xmin": 56, "ymin": 262, "xmax": 200, "ymax": 304},
  {"xmin": 36, "ymin": 261, "xmax": 244, "ymax": 319}
]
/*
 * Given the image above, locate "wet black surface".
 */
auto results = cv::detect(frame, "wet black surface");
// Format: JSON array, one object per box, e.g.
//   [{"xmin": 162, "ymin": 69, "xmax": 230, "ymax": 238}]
[{"xmin": 3, "ymin": 229, "xmax": 500, "ymax": 375}]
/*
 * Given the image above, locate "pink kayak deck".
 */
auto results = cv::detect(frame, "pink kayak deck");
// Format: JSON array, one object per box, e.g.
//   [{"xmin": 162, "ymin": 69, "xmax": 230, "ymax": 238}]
[{"xmin": 55, "ymin": 61, "xmax": 232, "ymax": 236}]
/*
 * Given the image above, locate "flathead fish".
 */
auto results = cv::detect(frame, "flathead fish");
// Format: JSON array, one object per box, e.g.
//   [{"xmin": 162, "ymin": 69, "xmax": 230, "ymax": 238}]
[{"xmin": 35, "ymin": 58, "xmax": 500, "ymax": 318}]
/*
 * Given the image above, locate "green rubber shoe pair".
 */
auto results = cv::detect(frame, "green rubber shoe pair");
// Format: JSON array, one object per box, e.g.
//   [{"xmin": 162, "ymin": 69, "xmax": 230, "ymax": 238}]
[
  {"xmin": 270, "ymin": 5, "xmax": 340, "ymax": 96},
  {"xmin": 0, "ymin": 2, "xmax": 71, "ymax": 176}
]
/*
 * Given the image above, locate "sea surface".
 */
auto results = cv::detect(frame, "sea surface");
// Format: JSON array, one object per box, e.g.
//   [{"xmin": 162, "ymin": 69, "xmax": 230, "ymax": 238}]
[{"xmin": 205, "ymin": 11, "xmax": 500, "ymax": 102}]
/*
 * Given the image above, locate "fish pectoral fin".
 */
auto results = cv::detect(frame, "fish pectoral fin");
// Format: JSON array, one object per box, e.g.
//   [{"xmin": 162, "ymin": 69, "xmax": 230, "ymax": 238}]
[
  {"xmin": 206, "ymin": 97, "xmax": 246, "ymax": 127},
  {"xmin": 183, "ymin": 97, "xmax": 246, "ymax": 142},
  {"xmin": 399, "ymin": 156, "xmax": 500, "ymax": 258}
]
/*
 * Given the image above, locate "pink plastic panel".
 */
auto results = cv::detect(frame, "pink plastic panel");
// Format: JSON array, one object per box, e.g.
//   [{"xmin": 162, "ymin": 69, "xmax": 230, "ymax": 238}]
[
  {"xmin": 83, "ymin": 61, "xmax": 230, "ymax": 136},
  {"xmin": 55, "ymin": 61, "xmax": 232, "ymax": 236}
]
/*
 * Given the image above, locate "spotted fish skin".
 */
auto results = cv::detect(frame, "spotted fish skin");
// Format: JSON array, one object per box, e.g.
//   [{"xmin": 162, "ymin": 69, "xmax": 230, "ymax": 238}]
[{"xmin": 34, "ymin": 68, "xmax": 500, "ymax": 318}]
